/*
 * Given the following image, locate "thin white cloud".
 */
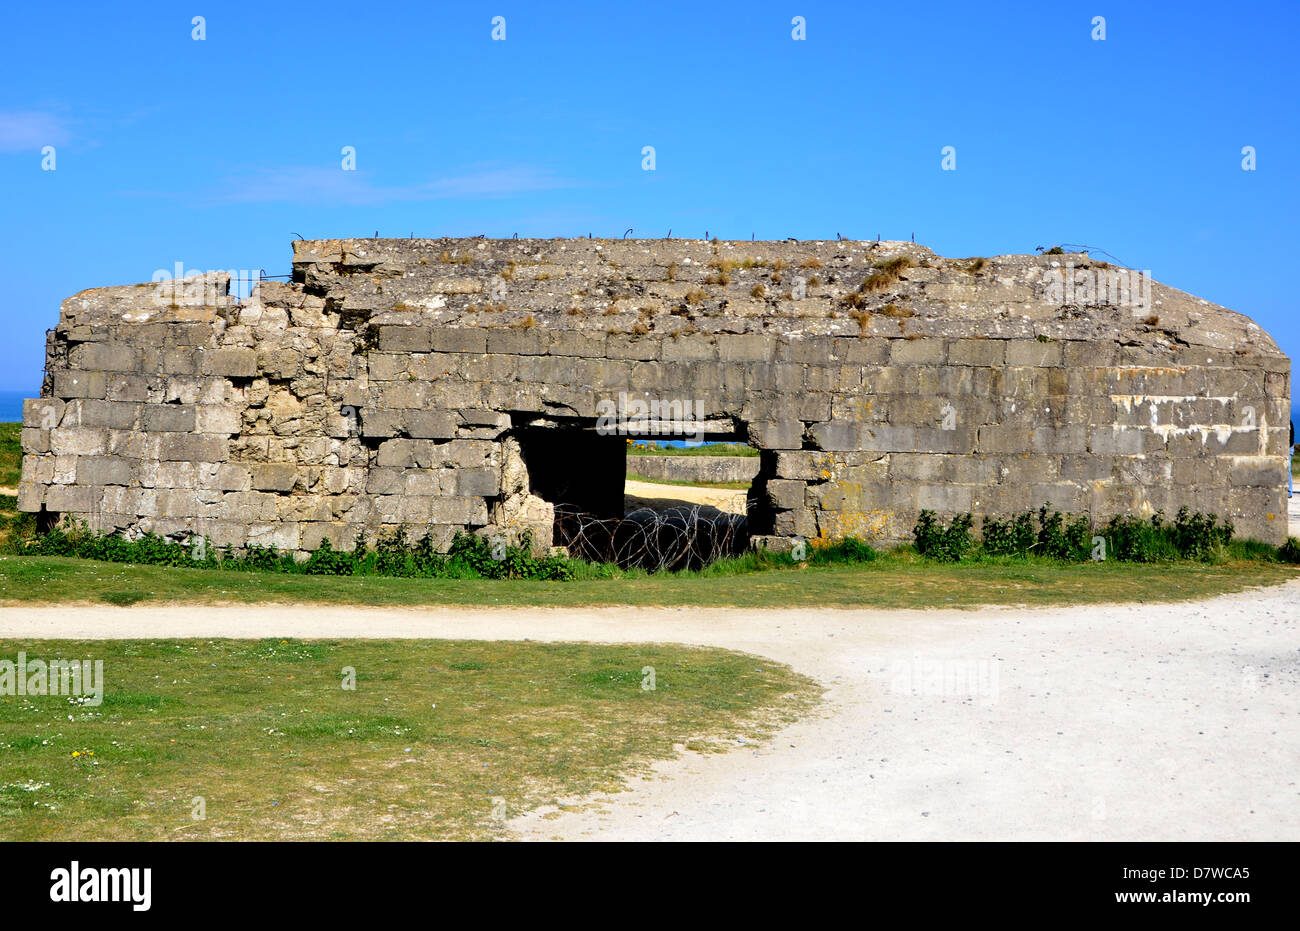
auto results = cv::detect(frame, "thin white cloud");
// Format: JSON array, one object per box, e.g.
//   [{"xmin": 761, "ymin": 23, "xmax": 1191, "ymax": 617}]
[
  {"xmin": 0, "ymin": 111, "xmax": 69, "ymax": 152},
  {"xmin": 210, "ymin": 164, "xmax": 577, "ymax": 206}
]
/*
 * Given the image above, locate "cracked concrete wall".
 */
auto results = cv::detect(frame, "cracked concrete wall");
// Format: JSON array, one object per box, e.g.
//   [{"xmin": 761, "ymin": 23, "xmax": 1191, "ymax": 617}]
[{"xmin": 17, "ymin": 237, "xmax": 1293, "ymax": 554}]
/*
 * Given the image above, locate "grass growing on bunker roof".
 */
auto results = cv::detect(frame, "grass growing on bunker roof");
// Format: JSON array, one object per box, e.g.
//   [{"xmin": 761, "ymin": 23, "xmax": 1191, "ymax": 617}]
[{"xmin": 860, "ymin": 255, "xmax": 914, "ymax": 293}]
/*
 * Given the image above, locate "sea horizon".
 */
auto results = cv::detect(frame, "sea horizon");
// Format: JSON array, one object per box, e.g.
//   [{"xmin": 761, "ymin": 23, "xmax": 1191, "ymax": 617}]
[{"xmin": 0, "ymin": 389, "xmax": 35, "ymax": 423}]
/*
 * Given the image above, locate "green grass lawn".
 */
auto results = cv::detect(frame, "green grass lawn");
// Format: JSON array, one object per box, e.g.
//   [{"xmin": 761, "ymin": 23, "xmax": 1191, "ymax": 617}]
[
  {"xmin": 626, "ymin": 441, "xmax": 758, "ymax": 457},
  {"xmin": 0, "ymin": 422, "xmax": 19, "ymax": 487},
  {"xmin": 1, "ymin": 550, "xmax": 1294, "ymax": 609},
  {"xmin": 0, "ymin": 497, "xmax": 29, "ymax": 552},
  {"xmin": 0, "ymin": 637, "xmax": 816, "ymax": 840},
  {"xmin": 0, "ymin": 424, "xmax": 27, "ymax": 549}
]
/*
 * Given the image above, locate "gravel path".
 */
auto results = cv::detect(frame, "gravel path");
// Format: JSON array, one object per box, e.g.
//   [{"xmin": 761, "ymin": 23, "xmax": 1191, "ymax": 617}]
[{"xmin": 1, "ymin": 578, "xmax": 1297, "ymax": 841}]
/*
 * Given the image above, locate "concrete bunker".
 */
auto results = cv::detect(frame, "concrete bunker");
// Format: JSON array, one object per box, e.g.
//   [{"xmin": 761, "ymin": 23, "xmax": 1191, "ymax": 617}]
[{"xmin": 14, "ymin": 237, "xmax": 1292, "ymax": 561}]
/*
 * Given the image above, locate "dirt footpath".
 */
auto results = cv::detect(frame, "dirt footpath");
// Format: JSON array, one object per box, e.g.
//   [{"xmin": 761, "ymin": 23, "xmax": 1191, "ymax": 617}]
[
  {"xmin": 623, "ymin": 479, "xmax": 747, "ymax": 514},
  {"xmin": 2, "ymin": 579, "xmax": 1297, "ymax": 841}
]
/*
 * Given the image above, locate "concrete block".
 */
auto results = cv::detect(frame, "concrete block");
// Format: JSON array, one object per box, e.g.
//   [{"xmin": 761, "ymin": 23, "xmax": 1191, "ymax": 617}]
[
  {"xmin": 196, "ymin": 405, "xmax": 241, "ymax": 434},
  {"xmin": 162, "ymin": 347, "xmax": 200, "ymax": 375},
  {"xmin": 17, "ymin": 482, "xmax": 44, "ymax": 512},
  {"xmin": 302, "ymin": 522, "xmax": 353, "ymax": 551},
  {"xmin": 67, "ymin": 399, "xmax": 138, "ymax": 430},
  {"xmin": 717, "ymin": 334, "xmax": 772, "ymax": 362},
  {"xmin": 105, "ymin": 374, "xmax": 151, "ymax": 402},
  {"xmin": 949, "ymin": 339, "xmax": 1005, "ymax": 365},
  {"xmin": 750, "ymin": 421, "xmax": 805, "ymax": 449},
  {"xmin": 141, "ymin": 404, "xmax": 197, "ymax": 432},
  {"xmin": 247, "ymin": 522, "xmax": 300, "ymax": 551},
  {"xmin": 808, "ymin": 421, "xmax": 859, "ymax": 451},
  {"xmin": 70, "ymin": 342, "xmax": 139, "ymax": 372},
  {"xmin": 377, "ymin": 439, "xmax": 418, "ymax": 468},
  {"xmin": 20, "ymin": 456, "xmax": 54, "ymax": 485},
  {"xmin": 917, "ymin": 484, "xmax": 973, "ymax": 513},
  {"xmin": 1006, "ymin": 340, "xmax": 1063, "ymax": 366},
  {"xmin": 21, "ymin": 427, "xmax": 49, "ymax": 454},
  {"xmin": 49, "ymin": 427, "xmax": 107, "ymax": 457},
  {"xmin": 890, "ymin": 339, "xmax": 946, "ymax": 364},
  {"xmin": 380, "ymin": 326, "xmax": 431, "ymax": 352},
  {"xmin": 765, "ymin": 479, "xmax": 806, "ymax": 510},
  {"xmin": 1029, "ymin": 426, "xmax": 1089, "ymax": 455},
  {"xmin": 662, "ymin": 337, "xmax": 718, "ymax": 362},
  {"xmin": 977, "ymin": 425, "xmax": 1031, "ymax": 455},
  {"xmin": 430, "ymin": 329, "xmax": 487, "ymax": 353},
  {"xmin": 23, "ymin": 398, "xmax": 65, "ymax": 429},
  {"xmin": 1089, "ymin": 426, "xmax": 1157, "ymax": 456},
  {"xmin": 428, "ymin": 496, "xmax": 489, "ymax": 524},
  {"xmin": 407, "ymin": 411, "xmax": 458, "ymax": 439},
  {"xmin": 75, "ymin": 456, "xmax": 135, "ymax": 486},
  {"xmin": 839, "ymin": 338, "xmax": 890, "ymax": 364},
  {"xmin": 251, "ymin": 463, "xmax": 297, "ymax": 492},
  {"xmin": 53, "ymin": 371, "xmax": 106, "ymax": 399},
  {"xmin": 214, "ymin": 464, "xmax": 252, "ymax": 491},
  {"xmin": 366, "ymin": 468, "xmax": 405, "ymax": 495},
  {"xmin": 605, "ymin": 335, "xmax": 661, "ymax": 361},
  {"xmin": 46, "ymin": 484, "xmax": 99, "ymax": 512},
  {"xmin": 160, "ymin": 434, "xmax": 228, "ymax": 462},
  {"xmin": 488, "ymin": 330, "xmax": 548, "ymax": 356},
  {"xmin": 1228, "ymin": 458, "xmax": 1287, "ymax": 487},
  {"xmin": 454, "ymin": 468, "xmax": 501, "ymax": 497},
  {"xmin": 205, "ymin": 348, "xmax": 258, "ymax": 377}
]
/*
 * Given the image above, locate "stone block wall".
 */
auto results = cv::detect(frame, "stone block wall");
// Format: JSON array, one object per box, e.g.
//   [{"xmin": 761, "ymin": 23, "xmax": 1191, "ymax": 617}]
[
  {"xmin": 628, "ymin": 455, "xmax": 762, "ymax": 485},
  {"xmin": 17, "ymin": 237, "xmax": 1293, "ymax": 553}
]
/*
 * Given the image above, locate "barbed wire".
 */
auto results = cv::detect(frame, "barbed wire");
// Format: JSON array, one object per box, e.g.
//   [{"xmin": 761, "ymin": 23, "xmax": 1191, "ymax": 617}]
[
  {"xmin": 553, "ymin": 503, "xmax": 749, "ymax": 572},
  {"xmin": 1054, "ymin": 244, "xmax": 1136, "ymax": 269}
]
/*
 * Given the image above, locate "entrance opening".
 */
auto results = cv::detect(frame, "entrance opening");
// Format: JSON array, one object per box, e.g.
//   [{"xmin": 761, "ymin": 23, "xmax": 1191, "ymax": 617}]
[
  {"xmin": 514, "ymin": 423, "xmax": 625, "ymax": 519},
  {"xmin": 504, "ymin": 416, "xmax": 780, "ymax": 571},
  {"xmin": 35, "ymin": 506, "xmax": 59, "ymax": 535}
]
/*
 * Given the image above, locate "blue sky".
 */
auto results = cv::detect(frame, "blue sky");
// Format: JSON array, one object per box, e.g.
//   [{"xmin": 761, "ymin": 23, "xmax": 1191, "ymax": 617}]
[{"xmin": 0, "ymin": 1, "xmax": 1295, "ymax": 412}]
